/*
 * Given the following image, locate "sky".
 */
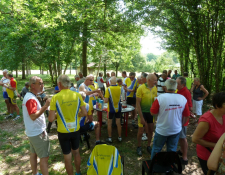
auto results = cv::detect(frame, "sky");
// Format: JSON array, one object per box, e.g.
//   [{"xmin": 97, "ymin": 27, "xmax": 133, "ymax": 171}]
[{"xmin": 140, "ymin": 32, "xmax": 166, "ymax": 56}]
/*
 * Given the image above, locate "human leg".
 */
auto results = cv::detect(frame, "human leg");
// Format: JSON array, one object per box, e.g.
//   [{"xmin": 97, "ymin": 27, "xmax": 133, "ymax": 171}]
[
  {"xmin": 166, "ymin": 133, "xmax": 180, "ymax": 152},
  {"xmin": 94, "ymin": 122, "xmax": 100, "ymax": 142},
  {"xmin": 107, "ymin": 119, "xmax": 113, "ymax": 137},
  {"xmin": 147, "ymin": 123, "xmax": 154, "ymax": 147},
  {"xmin": 40, "ymin": 157, "xmax": 49, "ymax": 175},
  {"xmin": 115, "ymin": 112, "xmax": 122, "ymax": 137},
  {"xmin": 4, "ymin": 99, "xmax": 10, "ymax": 114},
  {"xmin": 30, "ymin": 152, "xmax": 38, "ymax": 175},
  {"xmin": 151, "ymin": 132, "xmax": 167, "ymax": 159},
  {"xmin": 71, "ymin": 149, "xmax": 81, "ymax": 174},
  {"xmin": 63, "ymin": 153, "xmax": 73, "ymax": 175}
]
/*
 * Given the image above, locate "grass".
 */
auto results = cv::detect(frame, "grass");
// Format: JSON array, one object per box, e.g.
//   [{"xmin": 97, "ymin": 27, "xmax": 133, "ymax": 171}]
[{"xmin": 0, "ymin": 74, "xmax": 208, "ymax": 174}]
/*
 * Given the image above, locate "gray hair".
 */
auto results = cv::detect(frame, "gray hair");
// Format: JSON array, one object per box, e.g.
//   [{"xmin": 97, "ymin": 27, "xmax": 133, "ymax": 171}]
[
  {"xmin": 29, "ymin": 76, "xmax": 41, "ymax": 85},
  {"xmin": 110, "ymin": 76, "xmax": 117, "ymax": 84},
  {"xmin": 85, "ymin": 74, "xmax": 94, "ymax": 80},
  {"xmin": 165, "ymin": 79, "xmax": 177, "ymax": 91},
  {"xmin": 79, "ymin": 91, "xmax": 86, "ymax": 99},
  {"xmin": 57, "ymin": 75, "xmax": 71, "ymax": 88},
  {"xmin": 137, "ymin": 75, "xmax": 141, "ymax": 80},
  {"xmin": 3, "ymin": 69, "xmax": 8, "ymax": 73},
  {"xmin": 177, "ymin": 76, "xmax": 186, "ymax": 86}
]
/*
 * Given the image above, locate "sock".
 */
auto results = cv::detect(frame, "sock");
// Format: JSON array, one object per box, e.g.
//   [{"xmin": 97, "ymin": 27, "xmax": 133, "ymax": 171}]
[
  {"xmin": 17, "ymin": 115, "xmax": 20, "ymax": 117},
  {"xmin": 10, "ymin": 113, "xmax": 13, "ymax": 116},
  {"xmin": 96, "ymin": 140, "xmax": 100, "ymax": 143}
]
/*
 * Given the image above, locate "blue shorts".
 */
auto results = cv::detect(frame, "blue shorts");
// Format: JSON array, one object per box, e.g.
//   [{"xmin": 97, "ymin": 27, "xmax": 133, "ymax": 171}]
[{"xmin": 3, "ymin": 92, "xmax": 9, "ymax": 99}]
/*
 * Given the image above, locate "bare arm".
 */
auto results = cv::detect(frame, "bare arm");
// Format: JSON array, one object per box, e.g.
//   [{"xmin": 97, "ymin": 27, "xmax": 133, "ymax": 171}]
[
  {"xmin": 207, "ymin": 133, "xmax": 225, "ymax": 171},
  {"xmin": 78, "ymin": 105, "xmax": 87, "ymax": 117},
  {"xmin": 199, "ymin": 85, "xmax": 209, "ymax": 100},
  {"xmin": 30, "ymin": 99, "xmax": 50, "ymax": 121},
  {"xmin": 136, "ymin": 97, "xmax": 145, "ymax": 125},
  {"xmin": 48, "ymin": 110, "xmax": 57, "ymax": 122},
  {"xmin": 79, "ymin": 84, "xmax": 101, "ymax": 96},
  {"xmin": 182, "ymin": 116, "xmax": 189, "ymax": 126},
  {"xmin": 192, "ymin": 122, "xmax": 216, "ymax": 148},
  {"xmin": 3, "ymin": 84, "xmax": 16, "ymax": 91},
  {"xmin": 104, "ymin": 98, "xmax": 108, "ymax": 103}
]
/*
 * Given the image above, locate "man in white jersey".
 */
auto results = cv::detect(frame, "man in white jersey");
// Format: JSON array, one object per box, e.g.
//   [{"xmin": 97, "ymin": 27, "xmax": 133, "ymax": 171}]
[
  {"xmin": 150, "ymin": 79, "xmax": 190, "ymax": 159},
  {"xmin": 79, "ymin": 75, "xmax": 101, "ymax": 122},
  {"xmin": 157, "ymin": 73, "xmax": 167, "ymax": 96},
  {"xmin": 97, "ymin": 72, "xmax": 105, "ymax": 94},
  {"xmin": 22, "ymin": 76, "xmax": 50, "ymax": 175},
  {"xmin": 0, "ymin": 69, "xmax": 10, "ymax": 115}
]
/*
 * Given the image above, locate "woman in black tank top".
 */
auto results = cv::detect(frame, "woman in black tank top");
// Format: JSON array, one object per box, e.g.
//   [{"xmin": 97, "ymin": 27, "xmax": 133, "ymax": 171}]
[{"xmin": 191, "ymin": 78, "xmax": 209, "ymax": 117}]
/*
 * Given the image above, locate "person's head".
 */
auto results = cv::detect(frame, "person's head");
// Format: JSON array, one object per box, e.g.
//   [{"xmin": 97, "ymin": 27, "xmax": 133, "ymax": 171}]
[
  {"xmin": 122, "ymin": 71, "xmax": 127, "ymax": 78},
  {"xmin": 2, "ymin": 69, "xmax": 8, "ymax": 78},
  {"xmin": 146, "ymin": 74, "xmax": 157, "ymax": 87},
  {"xmin": 78, "ymin": 72, "xmax": 83, "ymax": 78},
  {"xmin": 137, "ymin": 75, "xmax": 142, "ymax": 84},
  {"xmin": 25, "ymin": 82, "xmax": 29, "ymax": 88},
  {"xmin": 129, "ymin": 72, "xmax": 136, "ymax": 81},
  {"xmin": 117, "ymin": 78, "xmax": 122, "ymax": 86},
  {"xmin": 79, "ymin": 91, "xmax": 86, "ymax": 101},
  {"xmin": 176, "ymin": 76, "xmax": 186, "ymax": 90},
  {"xmin": 85, "ymin": 74, "xmax": 94, "ymax": 86},
  {"xmin": 99, "ymin": 72, "xmax": 103, "ymax": 77},
  {"xmin": 141, "ymin": 72, "xmax": 148, "ymax": 84},
  {"xmin": 183, "ymin": 72, "xmax": 188, "ymax": 77},
  {"xmin": 168, "ymin": 70, "xmax": 172, "ymax": 74},
  {"xmin": 57, "ymin": 75, "xmax": 71, "ymax": 90},
  {"xmin": 75, "ymin": 75, "xmax": 80, "ymax": 81},
  {"xmin": 111, "ymin": 72, "xmax": 115, "ymax": 77},
  {"xmin": 174, "ymin": 70, "xmax": 178, "ymax": 75},
  {"xmin": 165, "ymin": 79, "xmax": 177, "ymax": 92},
  {"xmin": 161, "ymin": 73, "xmax": 167, "ymax": 80},
  {"xmin": 194, "ymin": 77, "xmax": 200, "ymax": 85},
  {"xmin": 163, "ymin": 70, "xmax": 167, "ymax": 75},
  {"xmin": 212, "ymin": 92, "xmax": 225, "ymax": 111},
  {"xmin": 106, "ymin": 73, "xmax": 110, "ymax": 77},
  {"xmin": 29, "ymin": 76, "xmax": 43, "ymax": 94},
  {"xmin": 110, "ymin": 76, "xmax": 117, "ymax": 85},
  {"xmin": 7, "ymin": 72, "xmax": 13, "ymax": 79}
]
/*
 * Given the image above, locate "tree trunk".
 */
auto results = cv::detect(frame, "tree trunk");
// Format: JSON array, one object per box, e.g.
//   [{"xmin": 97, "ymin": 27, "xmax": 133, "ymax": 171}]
[
  {"xmin": 82, "ymin": 22, "xmax": 88, "ymax": 76},
  {"xmin": 70, "ymin": 63, "xmax": 72, "ymax": 75},
  {"xmin": 63, "ymin": 62, "xmax": 69, "ymax": 74},
  {"xmin": 96, "ymin": 55, "xmax": 102, "ymax": 80},
  {"xmin": 22, "ymin": 58, "xmax": 26, "ymax": 79},
  {"xmin": 16, "ymin": 69, "xmax": 18, "ymax": 78}
]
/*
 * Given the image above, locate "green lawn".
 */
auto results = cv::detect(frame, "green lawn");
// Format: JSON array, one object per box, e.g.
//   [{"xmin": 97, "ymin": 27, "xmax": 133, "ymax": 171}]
[{"xmin": 0, "ymin": 74, "xmax": 206, "ymax": 175}]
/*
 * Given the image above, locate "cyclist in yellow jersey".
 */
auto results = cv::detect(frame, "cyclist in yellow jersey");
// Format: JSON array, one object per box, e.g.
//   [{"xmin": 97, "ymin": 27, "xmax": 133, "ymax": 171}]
[
  {"xmin": 136, "ymin": 74, "xmax": 158, "ymax": 156},
  {"xmin": 124, "ymin": 72, "xmax": 139, "ymax": 128},
  {"xmin": 104, "ymin": 76, "xmax": 123, "ymax": 143},
  {"xmin": 79, "ymin": 75, "xmax": 101, "ymax": 122},
  {"xmin": 49, "ymin": 75, "xmax": 87, "ymax": 175},
  {"xmin": 0, "ymin": 72, "xmax": 21, "ymax": 121}
]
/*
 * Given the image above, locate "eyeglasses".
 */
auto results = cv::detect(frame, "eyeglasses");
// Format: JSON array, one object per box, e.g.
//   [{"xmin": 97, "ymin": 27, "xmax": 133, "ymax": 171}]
[{"xmin": 89, "ymin": 80, "xmax": 93, "ymax": 81}]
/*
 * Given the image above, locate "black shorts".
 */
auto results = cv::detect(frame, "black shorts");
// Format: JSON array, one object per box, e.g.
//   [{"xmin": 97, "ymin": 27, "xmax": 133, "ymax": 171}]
[
  {"xmin": 143, "ymin": 112, "xmax": 153, "ymax": 123},
  {"xmin": 109, "ymin": 112, "xmax": 122, "ymax": 119},
  {"xmin": 127, "ymin": 97, "xmax": 136, "ymax": 105},
  {"xmin": 80, "ymin": 123, "xmax": 92, "ymax": 133},
  {"xmin": 58, "ymin": 131, "xmax": 80, "ymax": 154}
]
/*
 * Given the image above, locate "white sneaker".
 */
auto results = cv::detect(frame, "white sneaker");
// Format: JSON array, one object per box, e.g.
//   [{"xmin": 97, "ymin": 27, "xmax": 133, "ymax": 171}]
[
  {"xmin": 142, "ymin": 133, "xmax": 146, "ymax": 137},
  {"xmin": 142, "ymin": 135, "xmax": 148, "ymax": 141},
  {"xmin": 118, "ymin": 137, "xmax": 122, "ymax": 142},
  {"xmin": 106, "ymin": 137, "xmax": 112, "ymax": 143},
  {"xmin": 13, "ymin": 116, "xmax": 20, "ymax": 121}
]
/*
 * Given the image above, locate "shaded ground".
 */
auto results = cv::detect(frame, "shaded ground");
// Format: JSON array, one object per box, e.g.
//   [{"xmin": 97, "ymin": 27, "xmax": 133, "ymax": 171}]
[{"xmin": 0, "ymin": 75, "xmax": 210, "ymax": 175}]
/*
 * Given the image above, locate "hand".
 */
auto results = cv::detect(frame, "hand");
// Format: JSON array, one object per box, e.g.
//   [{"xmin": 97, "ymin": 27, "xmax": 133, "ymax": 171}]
[
  {"xmin": 140, "ymin": 117, "xmax": 145, "ymax": 125},
  {"xmin": 17, "ymin": 94, "xmax": 21, "ymax": 98},
  {"xmin": 197, "ymin": 97, "xmax": 203, "ymax": 100},
  {"xmin": 44, "ymin": 99, "xmax": 51, "ymax": 107}
]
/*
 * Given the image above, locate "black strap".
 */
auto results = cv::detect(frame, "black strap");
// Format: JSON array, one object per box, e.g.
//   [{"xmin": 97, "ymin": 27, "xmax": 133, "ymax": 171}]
[{"xmin": 205, "ymin": 147, "xmax": 212, "ymax": 152}]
